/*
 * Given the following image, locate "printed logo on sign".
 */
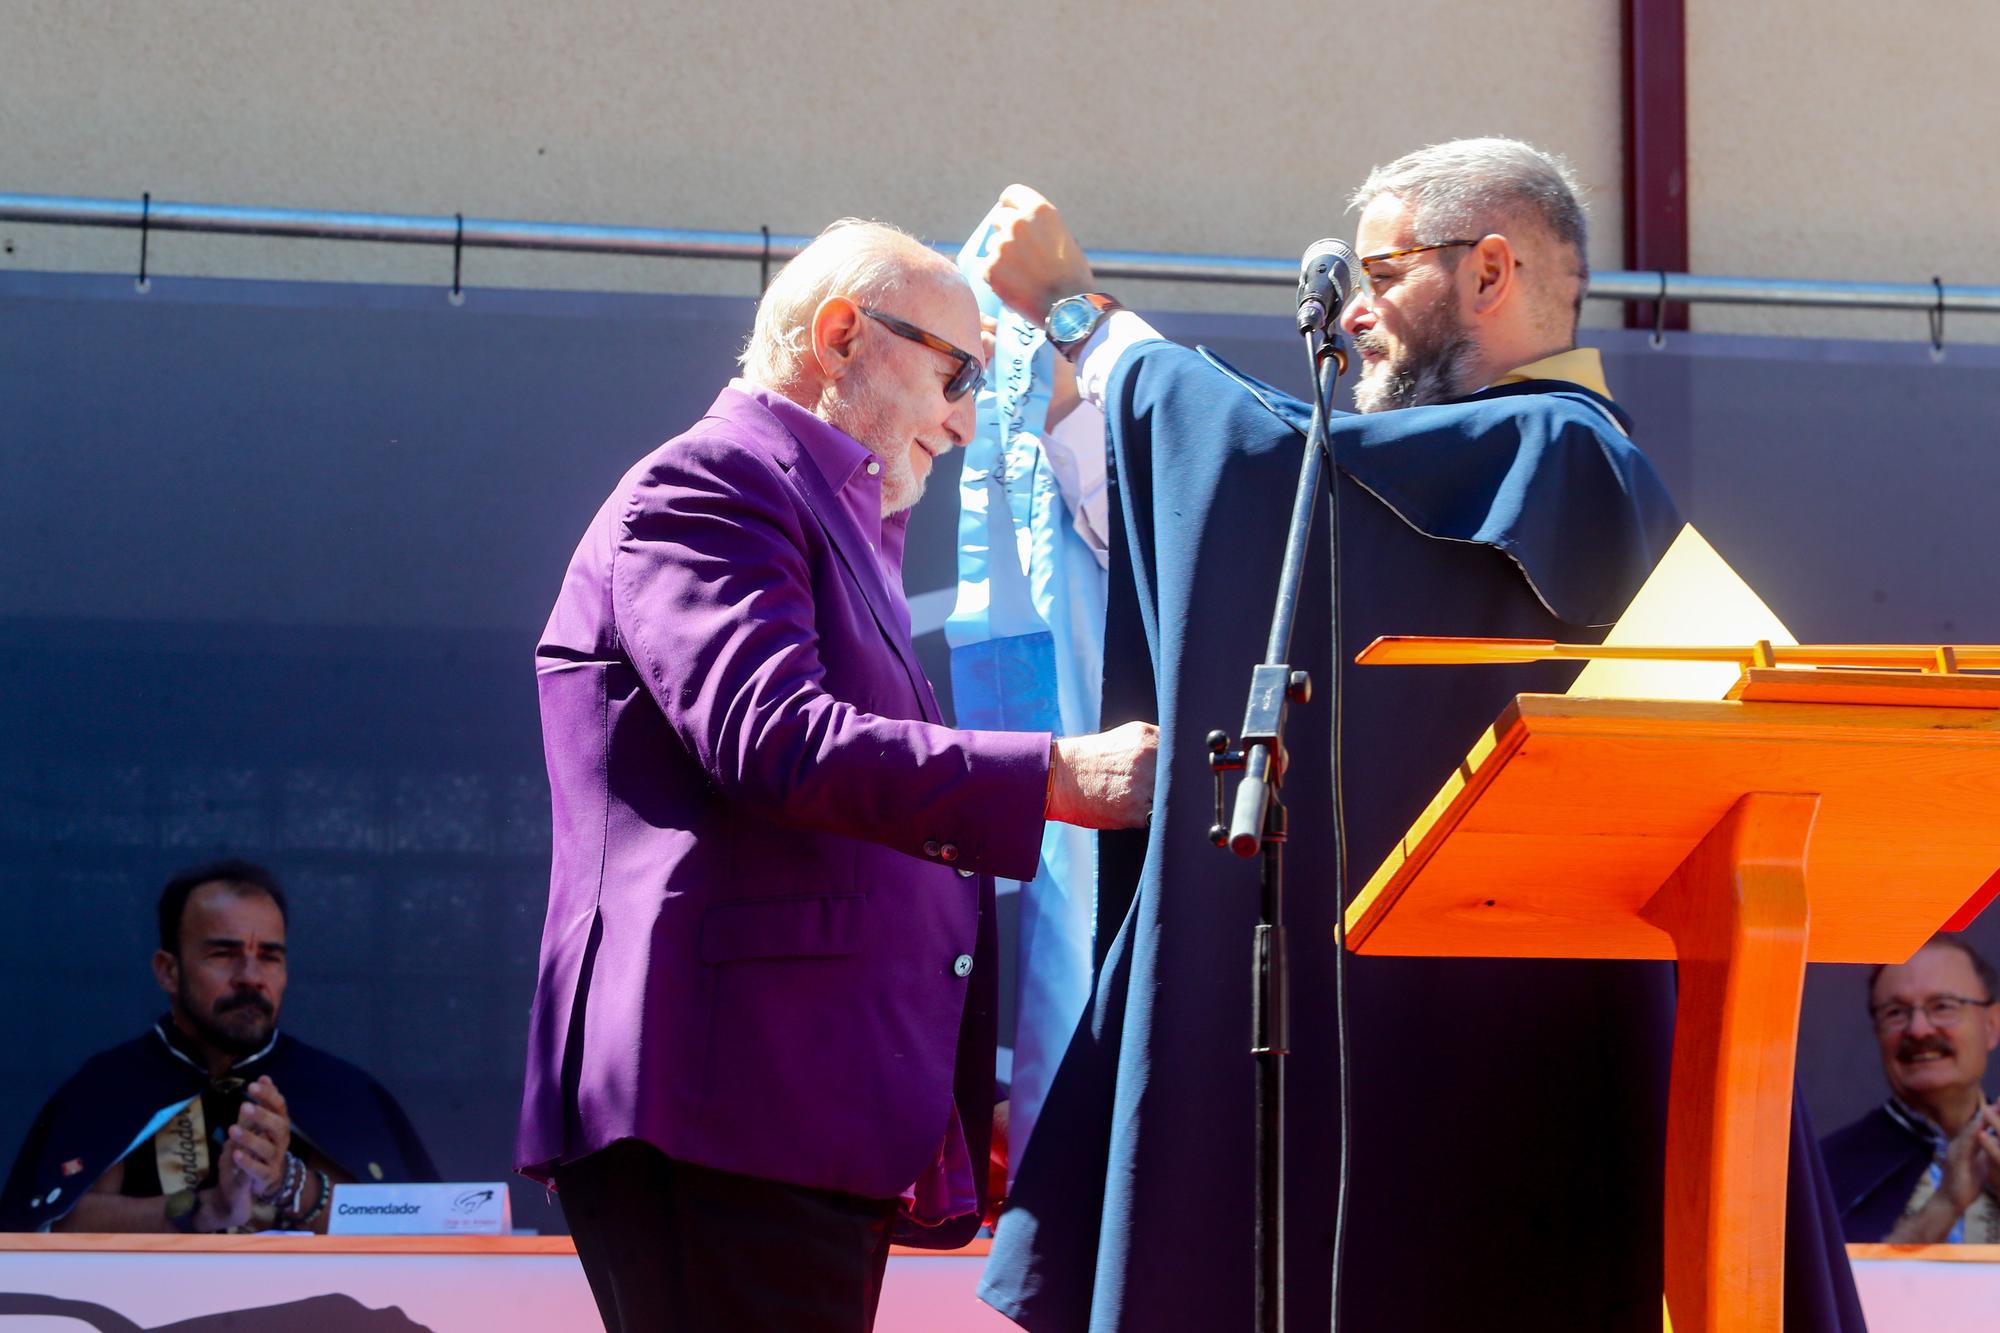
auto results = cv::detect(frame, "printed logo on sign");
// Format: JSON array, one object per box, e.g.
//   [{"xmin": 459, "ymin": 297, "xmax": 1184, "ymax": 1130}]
[{"xmin": 329, "ymin": 1181, "xmax": 510, "ymax": 1235}]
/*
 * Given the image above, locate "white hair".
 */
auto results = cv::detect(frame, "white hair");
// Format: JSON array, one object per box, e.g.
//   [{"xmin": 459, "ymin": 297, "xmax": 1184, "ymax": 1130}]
[
  {"xmin": 738, "ymin": 219, "xmax": 956, "ymax": 389},
  {"xmin": 1350, "ymin": 137, "xmax": 1590, "ymax": 328}
]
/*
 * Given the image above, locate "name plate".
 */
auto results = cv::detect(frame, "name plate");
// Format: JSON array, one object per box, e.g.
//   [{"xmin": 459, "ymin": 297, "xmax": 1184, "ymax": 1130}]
[{"xmin": 326, "ymin": 1182, "xmax": 512, "ymax": 1235}]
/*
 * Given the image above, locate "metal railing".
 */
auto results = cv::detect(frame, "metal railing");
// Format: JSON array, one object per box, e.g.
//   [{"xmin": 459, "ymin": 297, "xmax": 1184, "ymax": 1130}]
[{"xmin": 3, "ymin": 191, "xmax": 1996, "ymax": 315}]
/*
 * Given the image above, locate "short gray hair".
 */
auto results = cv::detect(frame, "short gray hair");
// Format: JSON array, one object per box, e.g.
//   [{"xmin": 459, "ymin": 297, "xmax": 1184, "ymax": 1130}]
[
  {"xmin": 1868, "ymin": 932, "xmax": 2000, "ymax": 1009},
  {"xmin": 738, "ymin": 219, "xmax": 954, "ymax": 388},
  {"xmin": 1350, "ymin": 137, "xmax": 1589, "ymax": 326}
]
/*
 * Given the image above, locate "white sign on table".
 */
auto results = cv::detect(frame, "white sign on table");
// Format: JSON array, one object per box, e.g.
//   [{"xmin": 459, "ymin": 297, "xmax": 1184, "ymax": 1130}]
[{"xmin": 327, "ymin": 1182, "xmax": 512, "ymax": 1235}]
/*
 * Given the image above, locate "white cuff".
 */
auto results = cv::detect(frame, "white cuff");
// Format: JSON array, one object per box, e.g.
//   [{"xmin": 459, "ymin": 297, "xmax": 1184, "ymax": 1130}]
[{"xmin": 1073, "ymin": 309, "xmax": 1166, "ymax": 411}]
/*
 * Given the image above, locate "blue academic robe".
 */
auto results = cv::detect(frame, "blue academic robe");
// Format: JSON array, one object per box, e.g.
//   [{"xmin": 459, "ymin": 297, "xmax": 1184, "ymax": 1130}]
[
  {"xmin": 2, "ymin": 1026, "xmax": 438, "ymax": 1230},
  {"xmin": 979, "ymin": 340, "xmax": 1866, "ymax": 1331},
  {"xmin": 1820, "ymin": 1103, "xmax": 1938, "ymax": 1242}
]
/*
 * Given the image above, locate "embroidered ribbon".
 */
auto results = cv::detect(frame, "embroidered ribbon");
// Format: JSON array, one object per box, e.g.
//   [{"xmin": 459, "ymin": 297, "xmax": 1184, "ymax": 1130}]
[
  {"xmin": 154, "ymin": 1097, "xmax": 207, "ymax": 1195},
  {"xmin": 950, "ymin": 211, "xmax": 1108, "ymax": 1188}
]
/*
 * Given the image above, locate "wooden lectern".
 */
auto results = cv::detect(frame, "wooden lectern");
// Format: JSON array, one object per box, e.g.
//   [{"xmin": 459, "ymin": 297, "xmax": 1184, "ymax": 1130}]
[{"xmin": 1344, "ymin": 643, "xmax": 2000, "ymax": 1333}]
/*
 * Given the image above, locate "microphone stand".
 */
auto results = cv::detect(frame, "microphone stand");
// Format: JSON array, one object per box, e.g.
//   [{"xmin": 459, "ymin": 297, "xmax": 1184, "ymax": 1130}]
[{"xmin": 1207, "ymin": 322, "xmax": 1346, "ymax": 1333}]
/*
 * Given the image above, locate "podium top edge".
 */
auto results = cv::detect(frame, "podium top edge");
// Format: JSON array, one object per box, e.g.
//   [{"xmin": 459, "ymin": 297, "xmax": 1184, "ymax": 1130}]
[{"xmin": 1357, "ymin": 636, "xmax": 2000, "ymax": 673}]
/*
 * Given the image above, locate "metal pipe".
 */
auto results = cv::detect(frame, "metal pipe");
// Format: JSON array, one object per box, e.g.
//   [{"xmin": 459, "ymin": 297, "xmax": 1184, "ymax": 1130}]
[
  {"xmin": 1582, "ymin": 270, "xmax": 2000, "ymax": 312},
  {"xmin": 0, "ymin": 193, "xmax": 823, "ymax": 261},
  {"xmin": 2, "ymin": 190, "xmax": 1995, "ymax": 314}
]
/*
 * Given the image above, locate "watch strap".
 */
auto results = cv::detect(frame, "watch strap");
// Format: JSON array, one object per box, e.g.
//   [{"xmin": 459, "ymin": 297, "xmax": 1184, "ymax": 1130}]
[{"xmin": 1047, "ymin": 293, "xmax": 1120, "ymax": 361}]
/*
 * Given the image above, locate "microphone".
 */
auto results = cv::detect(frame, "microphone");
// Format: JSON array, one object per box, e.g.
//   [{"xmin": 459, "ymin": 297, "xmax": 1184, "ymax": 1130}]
[{"xmin": 1296, "ymin": 238, "xmax": 1358, "ymax": 335}]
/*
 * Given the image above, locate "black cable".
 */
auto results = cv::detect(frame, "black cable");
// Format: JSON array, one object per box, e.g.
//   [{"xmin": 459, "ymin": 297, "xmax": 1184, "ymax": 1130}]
[
  {"xmin": 451, "ymin": 212, "xmax": 465, "ymax": 303},
  {"xmin": 760, "ymin": 224, "xmax": 772, "ymax": 292},
  {"xmin": 1307, "ymin": 335, "xmax": 1353, "ymax": 1333},
  {"xmin": 1930, "ymin": 276, "xmax": 1946, "ymax": 357}
]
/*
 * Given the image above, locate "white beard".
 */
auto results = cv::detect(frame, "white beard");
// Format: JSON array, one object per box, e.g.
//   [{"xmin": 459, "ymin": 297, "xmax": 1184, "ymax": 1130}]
[{"xmin": 821, "ymin": 366, "xmax": 925, "ymax": 516}]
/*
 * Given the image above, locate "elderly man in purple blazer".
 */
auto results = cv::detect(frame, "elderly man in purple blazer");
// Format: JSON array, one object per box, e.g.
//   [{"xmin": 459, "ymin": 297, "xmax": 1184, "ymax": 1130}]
[{"xmin": 518, "ymin": 219, "xmax": 1156, "ymax": 1332}]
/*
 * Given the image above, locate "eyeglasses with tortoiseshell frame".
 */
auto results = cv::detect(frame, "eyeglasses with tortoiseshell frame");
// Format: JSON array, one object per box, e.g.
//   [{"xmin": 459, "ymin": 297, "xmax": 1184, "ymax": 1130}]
[
  {"xmin": 1354, "ymin": 239, "xmax": 1482, "ymax": 300},
  {"xmin": 858, "ymin": 306, "xmax": 985, "ymax": 402}
]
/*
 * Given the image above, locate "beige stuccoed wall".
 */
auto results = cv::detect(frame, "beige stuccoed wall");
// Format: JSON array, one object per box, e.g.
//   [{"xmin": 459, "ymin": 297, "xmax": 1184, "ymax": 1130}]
[
  {"xmin": 1685, "ymin": 0, "xmax": 2000, "ymax": 345},
  {"xmin": 0, "ymin": 0, "xmax": 1624, "ymax": 323},
  {"xmin": 5, "ymin": 1, "xmax": 1993, "ymax": 345}
]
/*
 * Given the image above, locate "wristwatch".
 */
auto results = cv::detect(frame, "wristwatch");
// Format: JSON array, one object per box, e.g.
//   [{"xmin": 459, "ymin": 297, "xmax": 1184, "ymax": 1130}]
[
  {"xmin": 165, "ymin": 1188, "xmax": 203, "ymax": 1233},
  {"xmin": 1046, "ymin": 293, "xmax": 1120, "ymax": 361}
]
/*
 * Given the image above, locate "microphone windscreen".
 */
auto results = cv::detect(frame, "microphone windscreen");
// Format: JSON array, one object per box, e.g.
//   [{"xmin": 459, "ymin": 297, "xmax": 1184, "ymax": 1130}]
[{"xmin": 1299, "ymin": 238, "xmax": 1358, "ymax": 308}]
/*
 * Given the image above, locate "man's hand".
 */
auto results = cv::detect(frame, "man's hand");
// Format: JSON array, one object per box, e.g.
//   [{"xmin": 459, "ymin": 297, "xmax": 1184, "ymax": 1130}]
[
  {"xmin": 233, "ymin": 1076, "xmax": 293, "ymax": 1199},
  {"xmin": 198, "ymin": 1076, "xmax": 292, "ymax": 1230},
  {"xmin": 1941, "ymin": 1101, "xmax": 2000, "ymax": 1213},
  {"xmin": 981, "ymin": 185, "xmax": 1097, "ymax": 330},
  {"xmin": 1886, "ymin": 1101, "xmax": 2000, "ymax": 1242},
  {"xmin": 1048, "ymin": 721, "xmax": 1157, "ymax": 829},
  {"xmin": 199, "ymin": 1142, "xmax": 259, "ymax": 1231}
]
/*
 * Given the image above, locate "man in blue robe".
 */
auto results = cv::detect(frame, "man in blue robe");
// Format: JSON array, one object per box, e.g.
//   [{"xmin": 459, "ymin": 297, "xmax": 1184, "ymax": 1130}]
[
  {"xmin": 975, "ymin": 139, "xmax": 1864, "ymax": 1331},
  {"xmin": 1822, "ymin": 933, "xmax": 2000, "ymax": 1242},
  {"xmin": 3, "ymin": 859, "xmax": 436, "ymax": 1232}
]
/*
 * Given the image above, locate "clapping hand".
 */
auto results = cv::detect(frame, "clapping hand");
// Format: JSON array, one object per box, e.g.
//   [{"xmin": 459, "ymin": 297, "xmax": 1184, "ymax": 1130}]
[
  {"xmin": 1942, "ymin": 1099, "xmax": 2000, "ymax": 1212},
  {"xmin": 201, "ymin": 1075, "xmax": 293, "ymax": 1230}
]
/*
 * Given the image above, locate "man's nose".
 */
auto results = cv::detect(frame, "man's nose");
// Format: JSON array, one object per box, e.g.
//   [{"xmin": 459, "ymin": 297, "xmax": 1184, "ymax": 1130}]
[
  {"xmin": 1338, "ymin": 292, "xmax": 1372, "ymax": 338},
  {"xmin": 945, "ymin": 391, "xmax": 975, "ymax": 448}
]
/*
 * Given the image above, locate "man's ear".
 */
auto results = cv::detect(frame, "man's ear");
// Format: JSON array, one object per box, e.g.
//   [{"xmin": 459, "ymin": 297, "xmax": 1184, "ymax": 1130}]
[
  {"xmin": 810, "ymin": 296, "xmax": 865, "ymax": 384},
  {"xmin": 1465, "ymin": 233, "xmax": 1518, "ymax": 319},
  {"xmin": 153, "ymin": 949, "xmax": 179, "ymax": 999},
  {"xmin": 1983, "ymin": 1001, "xmax": 2000, "ymax": 1054}
]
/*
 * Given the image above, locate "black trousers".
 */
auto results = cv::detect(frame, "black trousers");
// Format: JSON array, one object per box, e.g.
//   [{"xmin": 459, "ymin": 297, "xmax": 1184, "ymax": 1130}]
[{"xmin": 553, "ymin": 1138, "xmax": 899, "ymax": 1333}]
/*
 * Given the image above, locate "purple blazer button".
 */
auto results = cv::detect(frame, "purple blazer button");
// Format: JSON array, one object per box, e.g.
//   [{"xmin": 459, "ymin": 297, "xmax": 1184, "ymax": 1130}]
[
  {"xmin": 923, "ymin": 839, "xmax": 942, "ymax": 858},
  {"xmin": 939, "ymin": 843, "xmax": 960, "ymax": 862},
  {"xmin": 953, "ymin": 954, "xmax": 974, "ymax": 977}
]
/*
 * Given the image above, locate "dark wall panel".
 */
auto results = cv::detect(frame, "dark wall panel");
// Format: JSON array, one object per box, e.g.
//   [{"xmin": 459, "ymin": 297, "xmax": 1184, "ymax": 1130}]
[{"xmin": 3, "ymin": 271, "xmax": 1996, "ymax": 1235}]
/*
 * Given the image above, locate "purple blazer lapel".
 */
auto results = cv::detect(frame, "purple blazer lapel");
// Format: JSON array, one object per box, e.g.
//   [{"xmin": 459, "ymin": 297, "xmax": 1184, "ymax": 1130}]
[{"xmin": 709, "ymin": 391, "xmax": 941, "ymax": 724}]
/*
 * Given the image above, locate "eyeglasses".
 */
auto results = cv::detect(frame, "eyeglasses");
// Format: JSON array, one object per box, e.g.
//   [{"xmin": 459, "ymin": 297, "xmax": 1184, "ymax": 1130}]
[
  {"xmin": 1871, "ymin": 993, "xmax": 1997, "ymax": 1033},
  {"xmin": 1355, "ymin": 239, "xmax": 1483, "ymax": 301},
  {"xmin": 858, "ymin": 307, "xmax": 985, "ymax": 402}
]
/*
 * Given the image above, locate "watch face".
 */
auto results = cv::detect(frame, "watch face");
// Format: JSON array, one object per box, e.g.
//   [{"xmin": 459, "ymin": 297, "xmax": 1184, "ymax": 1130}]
[{"xmin": 1048, "ymin": 297, "xmax": 1097, "ymax": 344}]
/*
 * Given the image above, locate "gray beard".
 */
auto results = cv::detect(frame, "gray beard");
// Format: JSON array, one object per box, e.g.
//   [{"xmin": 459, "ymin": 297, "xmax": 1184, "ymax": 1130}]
[
  {"xmin": 1352, "ymin": 298, "xmax": 1480, "ymax": 414},
  {"xmin": 820, "ymin": 369, "xmax": 924, "ymax": 517}
]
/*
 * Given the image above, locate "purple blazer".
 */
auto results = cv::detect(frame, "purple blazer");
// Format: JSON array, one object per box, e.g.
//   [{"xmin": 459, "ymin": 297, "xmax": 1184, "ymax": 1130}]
[{"xmin": 516, "ymin": 383, "xmax": 1048, "ymax": 1246}]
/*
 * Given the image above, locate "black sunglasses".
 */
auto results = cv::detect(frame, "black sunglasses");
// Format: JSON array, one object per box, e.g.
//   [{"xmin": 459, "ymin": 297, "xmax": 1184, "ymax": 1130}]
[{"xmin": 859, "ymin": 306, "xmax": 985, "ymax": 402}]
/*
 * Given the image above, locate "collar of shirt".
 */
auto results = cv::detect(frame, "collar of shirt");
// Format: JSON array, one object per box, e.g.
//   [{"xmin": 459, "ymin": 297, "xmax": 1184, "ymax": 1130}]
[
  {"xmin": 1882, "ymin": 1094, "xmax": 1991, "ymax": 1158},
  {"xmin": 1488, "ymin": 348, "xmax": 1613, "ymax": 400},
  {"xmin": 1886, "ymin": 1095, "xmax": 1946, "ymax": 1152},
  {"xmin": 153, "ymin": 1016, "xmax": 280, "ymax": 1082},
  {"xmin": 726, "ymin": 378, "xmax": 910, "ymax": 579}
]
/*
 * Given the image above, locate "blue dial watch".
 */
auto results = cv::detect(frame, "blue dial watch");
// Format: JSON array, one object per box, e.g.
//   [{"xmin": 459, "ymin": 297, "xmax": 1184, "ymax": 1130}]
[{"xmin": 1046, "ymin": 293, "xmax": 1119, "ymax": 361}]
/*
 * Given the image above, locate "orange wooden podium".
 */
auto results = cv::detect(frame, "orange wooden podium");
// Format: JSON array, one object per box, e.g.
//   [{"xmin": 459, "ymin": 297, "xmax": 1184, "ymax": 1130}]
[{"xmin": 1343, "ymin": 656, "xmax": 2000, "ymax": 1332}]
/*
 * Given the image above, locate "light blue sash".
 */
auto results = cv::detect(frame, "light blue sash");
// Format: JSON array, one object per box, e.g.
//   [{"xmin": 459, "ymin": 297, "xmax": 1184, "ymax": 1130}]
[{"xmin": 952, "ymin": 215, "xmax": 1107, "ymax": 1182}]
